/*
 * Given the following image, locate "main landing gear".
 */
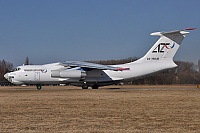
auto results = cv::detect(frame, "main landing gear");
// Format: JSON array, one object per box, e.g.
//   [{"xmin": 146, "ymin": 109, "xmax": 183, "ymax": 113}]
[
  {"xmin": 82, "ymin": 85, "xmax": 88, "ymax": 89},
  {"xmin": 81, "ymin": 83, "xmax": 99, "ymax": 89},
  {"xmin": 36, "ymin": 84, "xmax": 42, "ymax": 90},
  {"xmin": 92, "ymin": 85, "xmax": 99, "ymax": 89}
]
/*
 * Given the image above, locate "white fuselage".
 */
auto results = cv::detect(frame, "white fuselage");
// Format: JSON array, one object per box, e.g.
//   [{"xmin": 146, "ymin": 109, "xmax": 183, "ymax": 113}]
[{"xmin": 4, "ymin": 60, "xmax": 177, "ymax": 87}]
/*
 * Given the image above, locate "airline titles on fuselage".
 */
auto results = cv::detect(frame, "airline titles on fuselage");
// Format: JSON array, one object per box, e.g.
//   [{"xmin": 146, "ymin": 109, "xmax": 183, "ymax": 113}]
[{"xmin": 24, "ymin": 69, "xmax": 47, "ymax": 73}]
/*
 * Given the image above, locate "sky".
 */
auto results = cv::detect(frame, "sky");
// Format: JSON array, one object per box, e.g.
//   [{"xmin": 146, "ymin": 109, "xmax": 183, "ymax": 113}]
[{"xmin": 0, "ymin": 0, "xmax": 199, "ymax": 66}]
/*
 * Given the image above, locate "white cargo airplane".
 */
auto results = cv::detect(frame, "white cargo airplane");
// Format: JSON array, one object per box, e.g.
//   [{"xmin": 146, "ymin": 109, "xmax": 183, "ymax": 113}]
[{"xmin": 4, "ymin": 28, "xmax": 195, "ymax": 90}]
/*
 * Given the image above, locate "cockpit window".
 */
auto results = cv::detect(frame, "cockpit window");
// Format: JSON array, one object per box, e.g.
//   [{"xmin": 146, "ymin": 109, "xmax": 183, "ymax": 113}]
[{"xmin": 13, "ymin": 68, "xmax": 21, "ymax": 72}]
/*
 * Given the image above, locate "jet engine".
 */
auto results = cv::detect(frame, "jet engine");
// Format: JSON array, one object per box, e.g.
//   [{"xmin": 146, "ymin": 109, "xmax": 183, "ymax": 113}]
[{"xmin": 51, "ymin": 69, "xmax": 86, "ymax": 78}]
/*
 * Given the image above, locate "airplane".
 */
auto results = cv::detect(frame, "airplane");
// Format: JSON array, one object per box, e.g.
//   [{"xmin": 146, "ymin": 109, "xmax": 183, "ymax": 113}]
[{"xmin": 4, "ymin": 28, "xmax": 195, "ymax": 90}]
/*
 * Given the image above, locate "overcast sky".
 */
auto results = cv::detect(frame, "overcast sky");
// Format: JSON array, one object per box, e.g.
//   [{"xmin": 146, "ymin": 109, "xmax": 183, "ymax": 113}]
[{"xmin": 0, "ymin": 0, "xmax": 199, "ymax": 66}]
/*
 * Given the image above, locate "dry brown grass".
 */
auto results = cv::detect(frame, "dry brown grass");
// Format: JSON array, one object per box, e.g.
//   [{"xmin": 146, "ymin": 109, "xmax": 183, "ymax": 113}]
[{"xmin": 0, "ymin": 85, "xmax": 200, "ymax": 132}]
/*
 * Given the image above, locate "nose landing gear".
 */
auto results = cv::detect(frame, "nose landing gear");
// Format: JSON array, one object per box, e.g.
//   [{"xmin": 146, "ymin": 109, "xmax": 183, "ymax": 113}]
[{"xmin": 36, "ymin": 85, "xmax": 42, "ymax": 90}]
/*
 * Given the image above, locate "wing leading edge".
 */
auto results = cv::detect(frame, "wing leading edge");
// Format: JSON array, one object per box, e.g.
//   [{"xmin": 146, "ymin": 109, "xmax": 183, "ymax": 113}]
[{"xmin": 61, "ymin": 61, "xmax": 130, "ymax": 71}]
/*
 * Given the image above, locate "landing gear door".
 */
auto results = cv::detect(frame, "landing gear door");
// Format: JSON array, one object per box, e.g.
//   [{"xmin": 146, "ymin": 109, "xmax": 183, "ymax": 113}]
[{"xmin": 34, "ymin": 72, "xmax": 40, "ymax": 81}]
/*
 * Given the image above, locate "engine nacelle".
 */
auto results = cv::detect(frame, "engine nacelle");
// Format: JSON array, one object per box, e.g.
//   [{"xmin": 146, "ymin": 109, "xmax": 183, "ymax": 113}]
[{"xmin": 51, "ymin": 69, "xmax": 86, "ymax": 78}]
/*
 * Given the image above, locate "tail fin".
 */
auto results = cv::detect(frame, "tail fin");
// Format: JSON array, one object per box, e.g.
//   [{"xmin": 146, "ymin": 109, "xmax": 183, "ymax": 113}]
[{"xmin": 136, "ymin": 28, "xmax": 195, "ymax": 63}]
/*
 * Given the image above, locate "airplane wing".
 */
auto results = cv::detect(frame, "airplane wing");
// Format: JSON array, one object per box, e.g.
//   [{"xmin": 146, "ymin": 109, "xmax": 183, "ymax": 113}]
[{"xmin": 60, "ymin": 61, "xmax": 130, "ymax": 71}]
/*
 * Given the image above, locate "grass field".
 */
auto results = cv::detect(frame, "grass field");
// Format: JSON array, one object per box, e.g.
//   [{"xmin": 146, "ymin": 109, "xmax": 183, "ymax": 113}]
[{"xmin": 0, "ymin": 85, "xmax": 199, "ymax": 132}]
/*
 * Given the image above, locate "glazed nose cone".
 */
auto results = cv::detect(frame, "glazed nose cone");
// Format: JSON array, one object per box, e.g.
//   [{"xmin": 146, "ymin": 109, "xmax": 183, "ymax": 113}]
[{"xmin": 4, "ymin": 73, "xmax": 8, "ymax": 80}]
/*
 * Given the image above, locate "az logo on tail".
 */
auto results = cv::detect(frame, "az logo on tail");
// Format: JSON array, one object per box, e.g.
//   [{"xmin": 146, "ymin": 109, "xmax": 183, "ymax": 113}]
[{"xmin": 153, "ymin": 43, "xmax": 175, "ymax": 53}]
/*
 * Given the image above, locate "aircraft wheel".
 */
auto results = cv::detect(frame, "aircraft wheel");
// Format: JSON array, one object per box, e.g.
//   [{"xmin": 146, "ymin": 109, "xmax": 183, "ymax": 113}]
[
  {"xmin": 197, "ymin": 84, "xmax": 200, "ymax": 88},
  {"xmin": 92, "ymin": 85, "xmax": 99, "ymax": 89},
  {"xmin": 82, "ymin": 85, "xmax": 88, "ymax": 89},
  {"xmin": 36, "ymin": 85, "xmax": 42, "ymax": 90}
]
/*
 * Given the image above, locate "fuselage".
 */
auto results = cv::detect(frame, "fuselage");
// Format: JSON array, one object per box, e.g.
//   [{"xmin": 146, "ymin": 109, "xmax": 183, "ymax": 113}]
[{"xmin": 4, "ymin": 60, "xmax": 177, "ymax": 87}]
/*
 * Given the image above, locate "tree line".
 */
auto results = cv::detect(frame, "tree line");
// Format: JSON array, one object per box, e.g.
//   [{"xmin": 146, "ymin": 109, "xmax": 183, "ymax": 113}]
[{"xmin": 0, "ymin": 58, "xmax": 199, "ymax": 84}]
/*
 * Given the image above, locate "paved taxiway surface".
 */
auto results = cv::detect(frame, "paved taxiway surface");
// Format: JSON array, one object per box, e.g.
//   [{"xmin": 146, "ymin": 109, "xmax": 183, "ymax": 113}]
[{"xmin": 0, "ymin": 85, "xmax": 199, "ymax": 132}]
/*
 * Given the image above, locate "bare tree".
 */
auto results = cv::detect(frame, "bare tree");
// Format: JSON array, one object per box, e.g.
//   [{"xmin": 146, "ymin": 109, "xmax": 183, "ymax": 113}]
[
  {"xmin": 25, "ymin": 56, "xmax": 30, "ymax": 65},
  {"xmin": 0, "ymin": 60, "xmax": 13, "ymax": 81},
  {"xmin": 198, "ymin": 59, "xmax": 200, "ymax": 73}
]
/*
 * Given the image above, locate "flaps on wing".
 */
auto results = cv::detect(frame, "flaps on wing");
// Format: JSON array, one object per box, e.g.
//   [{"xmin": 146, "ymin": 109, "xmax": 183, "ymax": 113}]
[{"xmin": 60, "ymin": 61, "xmax": 130, "ymax": 71}]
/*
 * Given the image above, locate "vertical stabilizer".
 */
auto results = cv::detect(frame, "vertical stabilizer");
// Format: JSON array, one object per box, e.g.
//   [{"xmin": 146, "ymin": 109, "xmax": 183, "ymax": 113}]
[{"xmin": 135, "ymin": 29, "xmax": 194, "ymax": 63}]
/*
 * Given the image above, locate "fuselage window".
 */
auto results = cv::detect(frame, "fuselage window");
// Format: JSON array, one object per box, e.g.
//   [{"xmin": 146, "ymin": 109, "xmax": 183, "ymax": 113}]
[{"xmin": 13, "ymin": 68, "xmax": 21, "ymax": 72}]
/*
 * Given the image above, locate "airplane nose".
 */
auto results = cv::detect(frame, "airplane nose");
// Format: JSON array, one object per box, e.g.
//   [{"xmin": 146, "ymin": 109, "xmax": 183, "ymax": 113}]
[{"xmin": 4, "ymin": 73, "xmax": 8, "ymax": 79}]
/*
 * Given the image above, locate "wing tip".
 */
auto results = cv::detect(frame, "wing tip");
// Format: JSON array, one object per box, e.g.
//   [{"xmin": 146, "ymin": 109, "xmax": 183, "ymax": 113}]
[
  {"xmin": 185, "ymin": 28, "xmax": 196, "ymax": 31},
  {"xmin": 116, "ymin": 68, "xmax": 130, "ymax": 71}
]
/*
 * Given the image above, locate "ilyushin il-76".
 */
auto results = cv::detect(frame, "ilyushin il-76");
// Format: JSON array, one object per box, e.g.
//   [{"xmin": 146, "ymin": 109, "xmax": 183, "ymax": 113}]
[{"xmin": 4, "ymin": 28, "xmax": 195, "ymax": 90}]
